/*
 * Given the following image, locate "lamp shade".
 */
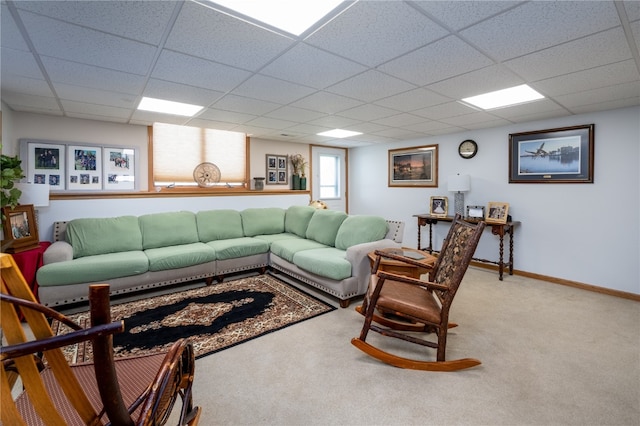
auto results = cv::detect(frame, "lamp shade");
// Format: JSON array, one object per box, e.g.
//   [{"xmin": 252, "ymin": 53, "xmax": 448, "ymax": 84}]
[
  {"xmin": 15, "ymin": 183, "xmax": 50, "ymax": 207},
  {"xmin": 447, "ymin": 174, "xmax": 471, "ymax": 192}
]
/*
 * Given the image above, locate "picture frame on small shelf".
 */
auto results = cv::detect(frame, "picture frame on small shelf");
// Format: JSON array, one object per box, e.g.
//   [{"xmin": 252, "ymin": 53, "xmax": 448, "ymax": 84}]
[
  {"xmin": 486, "ymin": 202, "xmax": 510, "ymax": 224},
  {"xmin": 429, "ymin": 196, "xmax": 448, "ymax": 217},
  {"xmin": 466, "ymin": 205, "xmax": 485, "ymax": 220}
]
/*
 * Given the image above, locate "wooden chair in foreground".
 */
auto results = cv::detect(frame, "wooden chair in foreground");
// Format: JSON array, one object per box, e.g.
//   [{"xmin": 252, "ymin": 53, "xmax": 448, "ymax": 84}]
[
  {"xmin": 0, "ymin": 253, "xmax": 201, "ymax": 425},
  {"xmin": 352, "ymin": 215, "xmax": 485, "ymax": 371}
]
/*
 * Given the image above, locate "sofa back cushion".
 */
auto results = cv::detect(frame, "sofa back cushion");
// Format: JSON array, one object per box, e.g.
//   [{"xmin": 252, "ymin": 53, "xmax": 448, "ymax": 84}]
[
  {"xmin": 139, "ymin": 211, "xmax": 199, "ymax": 249},
  {"xmin": 284, "ymin": 205, "xmax": 316, "ymax": 237},
  {"xmin": 66, "ymin": 216, "xmax": 142, "ymax": 258},
  {"xmin": 305, "ymin": 210, "xmax": 348, "ymax": 246},
  {"xmin": 334, "ymin": 215, "xmax": 389, "ymax": 250},
  {"xmin": 241, "ymin": 208, "xmax": 285, "ymax": 236},
  {"xmin": 197, "ymin": 209, "xmax": 244, "ymax": 242}
]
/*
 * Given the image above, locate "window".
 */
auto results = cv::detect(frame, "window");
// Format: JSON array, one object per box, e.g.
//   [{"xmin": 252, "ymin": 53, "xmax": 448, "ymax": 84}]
[
  {"xmin": 319, "ymin": 154, "xmax": 340, "ymax": 198},
  {"xmin": 152, "ymin": 123, "xmax": 247, "ymax": 188}
]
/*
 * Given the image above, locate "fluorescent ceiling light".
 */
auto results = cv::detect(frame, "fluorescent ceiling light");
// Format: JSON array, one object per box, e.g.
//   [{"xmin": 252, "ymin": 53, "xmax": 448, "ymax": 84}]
[
  {"xmin": 209, "ymin": 0, "xmax": 343, "ymax": 35},
  {"xmin": 461, "ymin": 84, "xmax": 544, "ymax": 110},
  {"xmin": 138, "ymin": 97, "xmax": 204, "ymax": 117},
  {"xmin": 317, "ymin": 129, "xmax": 362, "ymax": 138}
]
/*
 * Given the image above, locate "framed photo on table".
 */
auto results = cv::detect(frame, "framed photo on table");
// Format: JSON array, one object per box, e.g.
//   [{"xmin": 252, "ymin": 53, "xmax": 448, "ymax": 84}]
[
  {"xmin": 68, "ymin": 145, "xmax": 102, "ymax": 190},
  {"xmin": 429, "ymin": 196, "xmax": 448, "ymax": 217},
  {"xmin": 486, "ymin": 202, "xmax": 509, "ymax": 224},
  {"xmin": 1, "ymin": 204, "xmax": 40, "ymax": 253},
  {"xmin": 388, "ymin": 144, "xmax": 438, "ymax": 187},
  {"xmin": 509, "ymin": 124, "xmax": 594, "ymax": 183}
]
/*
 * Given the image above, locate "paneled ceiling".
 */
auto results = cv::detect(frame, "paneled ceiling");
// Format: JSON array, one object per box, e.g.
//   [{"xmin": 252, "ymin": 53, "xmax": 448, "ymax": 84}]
[{"xmin": 2, "ymin": 0, "xmax": 639, "ymax": 148}]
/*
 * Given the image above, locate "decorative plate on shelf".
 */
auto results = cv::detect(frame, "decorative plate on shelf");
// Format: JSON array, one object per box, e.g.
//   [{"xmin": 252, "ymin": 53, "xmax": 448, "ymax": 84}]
[{"xmin": 193, "ymin": 162, "xmax": 221, "ymax": 187}]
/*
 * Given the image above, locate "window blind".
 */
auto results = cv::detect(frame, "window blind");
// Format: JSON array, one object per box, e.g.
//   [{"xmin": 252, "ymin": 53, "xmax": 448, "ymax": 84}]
[{"xmin": 152, "ymin": 123, "xmax": 246, "ymax": 186}]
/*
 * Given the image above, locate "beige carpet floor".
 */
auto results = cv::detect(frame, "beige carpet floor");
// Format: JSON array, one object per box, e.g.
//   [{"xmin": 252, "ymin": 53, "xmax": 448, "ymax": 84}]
[{"xmin": 183, "ymin": 267, "xmax": 640, "ymax": 425}]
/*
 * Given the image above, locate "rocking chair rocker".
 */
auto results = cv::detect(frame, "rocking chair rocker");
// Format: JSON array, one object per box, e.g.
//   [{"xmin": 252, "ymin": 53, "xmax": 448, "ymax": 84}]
[
  {"xmin": 352, "ymin": 215, "xmax": 485, "ymax": 371},
  {"xmin": 1, "ymin": 253, "xmax": 201, "ymax": 425}
]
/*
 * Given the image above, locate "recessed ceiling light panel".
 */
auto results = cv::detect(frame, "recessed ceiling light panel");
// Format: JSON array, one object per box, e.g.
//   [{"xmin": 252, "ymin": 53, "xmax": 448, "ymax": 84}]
[
  {"xmin": 138, "ymin": 97, "xmax": 204, "ymax": 117},
  {"xmin": 209, "ymin": 0, "xmax": 343, "ymax": 36},
  {"xmin": 461, "ymin": 84, "xmax": 544, "ymax": 110},
  {"xmin": 317, "ymin": 129, "xmax": 363, "ymax": 138}
]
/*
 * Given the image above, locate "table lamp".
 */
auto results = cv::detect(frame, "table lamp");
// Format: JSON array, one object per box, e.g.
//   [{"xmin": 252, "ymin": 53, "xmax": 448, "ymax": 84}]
[
  {"xmin": 15, "ymin": 182, "xmax": 50, "ymax": 229},
  {"xmin": 447, "ymin": 174, "xmax": 470, "ymax": 217}
]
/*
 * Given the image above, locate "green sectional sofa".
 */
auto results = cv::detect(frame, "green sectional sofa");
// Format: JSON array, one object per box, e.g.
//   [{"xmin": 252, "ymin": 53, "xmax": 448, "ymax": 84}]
[{"xmin": 37, "ymin": 206, "xmax": 404, "ymax": 308}]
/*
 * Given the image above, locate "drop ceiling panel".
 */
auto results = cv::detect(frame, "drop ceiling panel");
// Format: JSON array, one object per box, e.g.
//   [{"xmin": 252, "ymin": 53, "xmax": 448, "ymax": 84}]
[
  {"xmin": 233, "ymin": 74, "xmax": 316, "ymax": 104},
  {"xmin": 374, "ymin": 88, "xmax": 450, "ymax": 112},
  {"xmin": 259, "ymin": 43, "xmax": 366, "ymax": 89},
  {"xmin": 337, "ymin": 103, "xmax": 399, "ymax": 121},
  {"xmin": 554, "ymin": 81, "xmax": 640, "ymax": 110},
  {"xmin": 1, "ymin": 48, "xmax": 45, "ymax": 80},
  {"xmin": 1, "ymin": 4, "xmax": 29, "ymax": 51},
  {"xmin": 2, "ymin": 92, "xmax": 61, "ymax": 113},
  {"xmin": 289, "ymin": 91, "xmax": 363, "ymax": 114},
  {"xmin": 411, "ymin": 102, "xmax": 475, "ymax": 120},
  {"xmin": 412, "ymin": 1, "xmax": 521, "ymax": 31},
  {"xmin": 487, "ymin": 99, "xmax": 567, "ymax": 121},
  {"xmin": 305, "ymin": 1, "xmax": 449, "ymax": 67},
  {"xmin": 426, "ymin": 65, "xmax": 524, "ymax": 100},
  {"xmin": 264, "ymin": 106, "xmax": 326, "ymax": 123},
  {"xmin": 151, "ymin": 50, "xmax": 252, "ymax": 93},
  {"xmin": 196, "ymin": 108, "xmax": 257, "ymax": 125},
  {"xmin": 41, "ymin": 57, "xmax": 146, "ymax": 95},
  {"xmin": 378, "ymin": 35, "xmax": 494, "ymax": 86},
  {"xmin": 164, "ymin": 0, "xmax": 293, "ymax": 71},
  {"xmin": 1, "ymin": 76, "xmax": 53, "ymax": 98},
  {"xmin": 60, "ymin": 100, "xmax": 132, "ymax": 119},
  {"xmin": 504, "ymin": 28, "xmax": 633, "ymax": 81},
  {"xmin": 460, "ymin": 1, "xmax": 621, "ymax": 61},
  {"xmin": 210, "ymin": 94, "xmax": 281, "ymax": 116},
  {"xmin": 55, "ymin": 84, "xmax": 137, "ymax": 109},
  {"xmin": 14, "ymin": 0, "xmax": 179, "ymax": 45},
  {"xmin": 20, "ymin": 11, "xmax": 156, "ymax": 75},
  {"xmin": 326, "ymin": 70, "xmax": 415, "ymax": 103}
]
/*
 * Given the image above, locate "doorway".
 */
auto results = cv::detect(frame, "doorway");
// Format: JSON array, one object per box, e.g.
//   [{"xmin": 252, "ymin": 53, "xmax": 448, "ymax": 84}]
[{"xmin": 311, "ymin": 146, "xmax": 347, "ymax": 212}]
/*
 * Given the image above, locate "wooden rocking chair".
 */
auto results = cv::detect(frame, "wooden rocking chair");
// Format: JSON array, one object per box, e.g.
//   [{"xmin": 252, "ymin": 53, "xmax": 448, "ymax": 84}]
[
  {"xmin": 352, "ymin": 215, "xmax": 485, "ymax": 371},
  {"xmin": 0, "ymin": 253, "xmax": 201, "ymax": 425}
]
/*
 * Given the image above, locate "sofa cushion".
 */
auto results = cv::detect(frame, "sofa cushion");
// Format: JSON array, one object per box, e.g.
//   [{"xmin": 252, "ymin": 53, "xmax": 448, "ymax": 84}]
[
  {"xmin": 197, "ymin": 209, "xmax": 244, "ymax": 242},
  {"xmin": 241, "ymin": 208, "xmax": 286, "ymax": 236},
  {"xmin": 66, "ymin": 216, "xmax": 142, "ymax": 259},
  {"xmin": 253, "ymin": 233, "xmax": 302, "ymax": 246},
  {"xmin": 206, "ymin": 237, "xmax": 269, "ymax": 260},
  {"xmin": 305, "ymin": 210, "xmax": 348, "ymax": 246},
  {"xmin": 284, "ymin": 205, "xmax": 316, "ymax": 237},
  {"xmin": 270, "ymin": 238, "xmax": 328, "ymax": 263},
  {"xmin": 293, "ymin": 248, "xmax": 352, "ymax": 281},
  {"xmin": 139, "ymin": 211, "xmax": 199, "ymax": 249},
  {"xmin": 144, "ymin": 242, "xmax": 215, "ymax": 272},
  {"xmin": 334, "ymin": 215, "xmax": 389, "ymax": 250},
  {"xmin": 37, "ymin": 251, "xmax": 149, "ymax": 286}
]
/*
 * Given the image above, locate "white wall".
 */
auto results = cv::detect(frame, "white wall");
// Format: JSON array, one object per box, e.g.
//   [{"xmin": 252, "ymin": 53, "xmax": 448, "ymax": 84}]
[{"xmin": 349, "ymin": 106, "xmax": 640, "ymax": 295}]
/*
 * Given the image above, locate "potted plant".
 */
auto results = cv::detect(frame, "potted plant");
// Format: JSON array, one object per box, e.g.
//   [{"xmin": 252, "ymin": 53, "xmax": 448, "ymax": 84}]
[
  {"xmin": 290, "ymin": 153, "xmax": 307, "ymax": 190},
  {"xmin": 1, "ymin": 145, "xmax": 25, "ymax": 220}
]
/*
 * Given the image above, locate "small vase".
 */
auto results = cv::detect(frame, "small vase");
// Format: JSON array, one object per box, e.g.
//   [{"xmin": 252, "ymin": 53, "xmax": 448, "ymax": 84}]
[
  {"xmin": 300, "ymin": 177, "xmax": 307, "ymax": 190},
  {"xmin": 253, "ymin": 177, "xmax": 265, "ymax": 191},
  {"xmin": 292, "ymin": 174, "xmax": 301, "ymax": 190}
]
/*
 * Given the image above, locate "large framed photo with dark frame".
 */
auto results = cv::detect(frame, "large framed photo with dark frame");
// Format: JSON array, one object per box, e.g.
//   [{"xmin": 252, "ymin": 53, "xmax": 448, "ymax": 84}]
[
  {"xmin": 388, "ymin": 144, "xmax": 438, "ymax": 187},
  {"xmin": 2, "ymin": 204, "xmax": 40, "ymax": 253},
  {"xmin": 509, "ymin": 124, "xmax": 594, "ymax": 183}
]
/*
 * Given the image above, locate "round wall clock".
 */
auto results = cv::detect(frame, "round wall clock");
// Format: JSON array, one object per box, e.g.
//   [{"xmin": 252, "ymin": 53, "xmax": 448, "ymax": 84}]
[
  {"xmin": 193, "ymin": 162, "xmax": 221, "ymax": 187},
  {"xmin": 458, "ymin": 139, "xmax": 478, "ymax": 159}
]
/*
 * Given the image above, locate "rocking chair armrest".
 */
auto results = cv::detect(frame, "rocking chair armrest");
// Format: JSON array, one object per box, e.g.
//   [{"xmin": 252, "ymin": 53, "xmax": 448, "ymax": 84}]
[
  {"xmin": 376, "ymin": 270, "xmax": 448, "ymax": 292},
  {"xmin": 0, "ymin": 321, "xmax": 124, "ymax": 361},
  {"xmin": 0, "ymin": 293, "xmax": 83, "ymax": 331},
  {"xmin": 373, "ymin": 249, "xmax": 432, "ymax": 270}
]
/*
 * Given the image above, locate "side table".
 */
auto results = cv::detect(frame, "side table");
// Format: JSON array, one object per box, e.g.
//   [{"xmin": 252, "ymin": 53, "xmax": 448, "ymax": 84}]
[{"xmin": 10, "ymin": 241, "xmax": 51, "ymax": 301}]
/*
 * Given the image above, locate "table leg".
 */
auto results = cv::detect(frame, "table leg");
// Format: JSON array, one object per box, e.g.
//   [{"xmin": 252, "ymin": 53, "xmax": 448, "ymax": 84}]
[{"xmin": 509, "ymin": 226, "xmax": 515, "ymax": 275}]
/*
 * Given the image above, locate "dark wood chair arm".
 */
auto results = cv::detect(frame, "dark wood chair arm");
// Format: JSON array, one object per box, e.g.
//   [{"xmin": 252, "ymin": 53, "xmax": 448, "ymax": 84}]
[
  {"xmin": 0, "ymin": 321, "xmax": 124, "ymax": 361},
  {"xmin": 0, "ymin": 293, "xmax": 83, "ymax": 331},
  {"xmin": 373, "ymin": 249, "xmax": 433, "ymax": 269}
]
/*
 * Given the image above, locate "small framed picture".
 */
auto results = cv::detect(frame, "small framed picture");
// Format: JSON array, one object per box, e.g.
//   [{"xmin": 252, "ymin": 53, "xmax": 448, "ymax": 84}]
[
  {"xmin": 103, "ymin": 147, "xmax": 136, "ymax": 190},
  {"xmin": 486, "ymin": 202, "xmax": 510, "ymax": 224},
  {"xmin": 68, "ymin": 145, "xmax": 102, "ymax": 190},
  {"xmin": 1, "ymin": 204, "xmax": 40, "ymax": 253},
  {"xmin": 466, "ymin": 205, "xmax": 485, "ymax": 219},
  {"xmin": 429, "ymin": 196, "xmax": 448, "ymax": 217},
  {"xmin": 266, "ymin": 154, "xmax": 288, "ymax": 185}
]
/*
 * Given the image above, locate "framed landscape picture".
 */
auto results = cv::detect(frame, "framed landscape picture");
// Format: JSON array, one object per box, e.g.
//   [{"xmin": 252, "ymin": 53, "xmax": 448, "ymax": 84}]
[
  {"xmin": 509, "ymin": 124, "xmax": 594, "ymax": 183},
  {"xmin": 388, "ymin": 144, "xmax": 438, "ymax": 187}
]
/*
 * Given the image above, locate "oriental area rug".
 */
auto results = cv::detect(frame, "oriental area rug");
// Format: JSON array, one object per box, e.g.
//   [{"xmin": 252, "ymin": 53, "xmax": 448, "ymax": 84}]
[{"xmin": 53, "ymin": 274, "xmax": 335, "ymax": 363}]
